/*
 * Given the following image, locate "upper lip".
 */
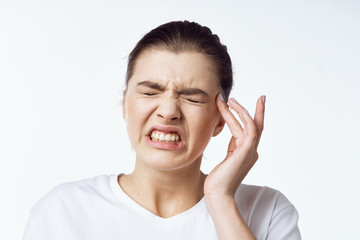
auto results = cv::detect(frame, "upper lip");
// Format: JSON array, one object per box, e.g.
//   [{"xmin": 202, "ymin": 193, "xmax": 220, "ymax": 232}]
[{"xmin": 146, "ymin": 125, "xmax": 185, "ymax": 141}]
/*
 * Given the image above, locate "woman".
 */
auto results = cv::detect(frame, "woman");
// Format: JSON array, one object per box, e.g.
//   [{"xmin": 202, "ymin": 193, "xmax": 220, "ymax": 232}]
[{"xmin": 24, "ymin": 21, "xmax": 301, "ymax": 239}]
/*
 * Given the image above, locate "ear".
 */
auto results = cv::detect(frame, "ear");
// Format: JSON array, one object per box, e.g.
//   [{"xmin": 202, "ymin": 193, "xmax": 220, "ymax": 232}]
[
  {"xmin": 122, "ymin": 94, "xmax": 127, "ymax": 121},
  {"xmin": 212, "ymin": 114, "xmax": 225, "ymax": 137}
]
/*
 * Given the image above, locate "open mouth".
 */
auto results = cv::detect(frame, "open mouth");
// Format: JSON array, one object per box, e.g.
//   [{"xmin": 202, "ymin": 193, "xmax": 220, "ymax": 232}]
[{"xmin": 150, "ymin": 130, "xmax": 181, "ymax": 144}]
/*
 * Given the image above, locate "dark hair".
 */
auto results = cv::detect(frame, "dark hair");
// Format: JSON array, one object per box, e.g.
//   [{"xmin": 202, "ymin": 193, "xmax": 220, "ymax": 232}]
[{"xmin": 125, "ymin": 20, "xmax": 233, "ymax": 101}]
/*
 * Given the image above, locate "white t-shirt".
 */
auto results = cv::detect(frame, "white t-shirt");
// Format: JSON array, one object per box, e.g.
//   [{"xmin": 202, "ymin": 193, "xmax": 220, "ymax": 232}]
[{"xmin": 24, "ymin": 174, "xmax": 301, "ymax": 240}]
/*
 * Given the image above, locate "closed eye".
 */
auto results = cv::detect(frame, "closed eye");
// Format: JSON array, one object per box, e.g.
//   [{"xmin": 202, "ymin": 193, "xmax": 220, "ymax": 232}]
[
  {"xmin": 143, "ymin": 92, "xmax": 158, "ymax": 96},
  {"xmin": 179, "ymin": 89, "xmax": 208, "ymax": 104},
  {"xmin": 186, "ymin": 98, "xmax": 205, "ymax": 104}
]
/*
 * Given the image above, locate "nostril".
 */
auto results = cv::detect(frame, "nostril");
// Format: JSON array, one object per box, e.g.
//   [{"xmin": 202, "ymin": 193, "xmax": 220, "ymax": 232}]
[
  {"xmin": 157, "ymin": 114, "xmax": 180, "ymax": 121},
  {"xmin": 156, "ymin": 101, "xmax": 181, "ymax": 121}
]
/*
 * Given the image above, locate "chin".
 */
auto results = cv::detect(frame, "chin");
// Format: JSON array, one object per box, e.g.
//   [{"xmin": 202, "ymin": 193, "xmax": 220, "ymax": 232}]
[
  {"xmin": 140, "ymin": 155, "xmax": 185, "ymax": 171},
  {"xmin": 137, "ymin": 150, "xmax": 203, "ymax": 172}
]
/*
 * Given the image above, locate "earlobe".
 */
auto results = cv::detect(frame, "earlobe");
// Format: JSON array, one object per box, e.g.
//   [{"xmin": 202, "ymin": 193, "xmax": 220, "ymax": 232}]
[
  {"xmin": 122, "ymin": 98, "xmax": 127, "ymax": 121},
  {"xmin": 212, "ymin": 115, "xmax": 225, "ymax": 137}
]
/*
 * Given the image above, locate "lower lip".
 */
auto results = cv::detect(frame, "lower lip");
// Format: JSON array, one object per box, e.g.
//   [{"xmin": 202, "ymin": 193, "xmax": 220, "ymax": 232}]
[{"xmin": 145, "ymin": 136, "xmax": 185, "ymax": 150}]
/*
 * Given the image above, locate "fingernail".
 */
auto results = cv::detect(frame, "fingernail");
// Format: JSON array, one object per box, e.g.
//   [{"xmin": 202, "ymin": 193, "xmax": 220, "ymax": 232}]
[
  {"xmin": 219, "ymin": 93, "xmax": 225, "ymax": 102},
  {"xmin": 244, "ymin": 108, "xmax": 249, "ymax": 115},
  {"xmin": 262, "ymin": 95, "xmax": 266, "ymax": 104},
  {"xmin": 231, "ymin": 97, "xmax": 238, "ymax": 103}
]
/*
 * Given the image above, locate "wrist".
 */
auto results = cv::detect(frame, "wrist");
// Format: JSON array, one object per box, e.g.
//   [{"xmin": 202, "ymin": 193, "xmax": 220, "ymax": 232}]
[
  {"xmin": 205, "ymin": 194, "xmax": 256, "ymax": 240},
  {"xmin": 205, "ymin": 194, "xmax": 237, "ymax": 214}
]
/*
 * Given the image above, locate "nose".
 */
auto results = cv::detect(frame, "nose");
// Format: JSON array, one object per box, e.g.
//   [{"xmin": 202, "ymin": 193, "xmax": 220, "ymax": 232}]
[{"xmin": 156, "ymin": 96, "xmax": 181, "ymax": 122}]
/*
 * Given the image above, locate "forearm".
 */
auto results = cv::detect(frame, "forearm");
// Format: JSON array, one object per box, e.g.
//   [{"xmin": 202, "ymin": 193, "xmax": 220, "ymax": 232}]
[{"xmin": 206, "ymin": 195, "xmax": 256, "ymax": 240}]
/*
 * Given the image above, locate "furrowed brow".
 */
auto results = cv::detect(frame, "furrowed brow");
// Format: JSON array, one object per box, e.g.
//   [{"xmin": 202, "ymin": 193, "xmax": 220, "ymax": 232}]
[
  {"xmin": 137, "ymin": 81, "xmax": 166, "ymax": 91},
  {"xmin": 179, "ymin": 88, "xmax": 209, "ymax": 97}
]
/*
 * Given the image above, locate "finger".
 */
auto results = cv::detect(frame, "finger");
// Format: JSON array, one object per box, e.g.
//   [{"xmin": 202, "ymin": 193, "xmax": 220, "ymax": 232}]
[
  {"xmin": 228, "ymin": 98, "xmax": 258, "ymax": 147},
  {"xmin": 254, "ymin": 95, "xmax": 265, "ymax": 148},
  {"xmin": 216, "ymin": 94, "xmax": 243, "ymax": 138}
]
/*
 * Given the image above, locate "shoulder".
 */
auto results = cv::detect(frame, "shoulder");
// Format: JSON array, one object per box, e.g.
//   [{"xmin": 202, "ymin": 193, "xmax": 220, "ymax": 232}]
[
  {"xmin": 24, "ymin": 175, "xmax": 119, "ymax": 239},
  {"xmin": 40, "ymin": 174, "xmax": 111, "ymax": 199},
  {"xmin": 235, "ymin": 184, "xmax": 301, "ymax": 239},
  {"xmin": 29, "ymin": 175, "xmax": 114, "ymax": 218},
  {"xmin": 235, "ymin": 184, "xmax": 295, "ymax": 213}
]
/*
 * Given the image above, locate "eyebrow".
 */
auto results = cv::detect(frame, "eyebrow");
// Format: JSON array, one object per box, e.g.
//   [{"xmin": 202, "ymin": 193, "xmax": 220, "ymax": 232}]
[
  {"xmin": 178, "ymin": 88, "xmax": 209, "ymax": 97},
  {"xmin": 137, "ymin": 81, "xmax": 166, "ymax": 91},
  {"xmin": 137, "ymin": 80, "xmax": 209, "ymax": 97}
]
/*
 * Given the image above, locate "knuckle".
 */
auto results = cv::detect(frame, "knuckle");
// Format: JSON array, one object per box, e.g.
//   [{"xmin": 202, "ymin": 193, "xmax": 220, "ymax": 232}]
[{"xmin": 255, "ymin": 152, "xmax": 259, "ymax": 161}]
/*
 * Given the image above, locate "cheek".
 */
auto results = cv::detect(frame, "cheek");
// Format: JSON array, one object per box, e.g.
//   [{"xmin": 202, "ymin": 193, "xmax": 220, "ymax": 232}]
[
  {"xmin": 184, "ymin": 105, "xmax": 218, "ymax": 138},
  {"xmin": 127, "ymin": 97, "xmax": 157, "ymax": 119},
  {"xmin": 125, "ymin": 98, "xmax": 158, "ymax": 138}
]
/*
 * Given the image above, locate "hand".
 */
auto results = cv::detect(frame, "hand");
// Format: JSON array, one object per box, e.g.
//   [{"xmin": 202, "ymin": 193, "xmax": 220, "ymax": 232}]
[{"xmin": 204, "ymin": 94, "xmax": 266, "ymax": 199}]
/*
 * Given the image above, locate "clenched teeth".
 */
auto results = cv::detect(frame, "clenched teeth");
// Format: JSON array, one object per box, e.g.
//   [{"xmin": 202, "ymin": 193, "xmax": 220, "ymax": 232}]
[{"xmin": 151, "ymin": 130, "xmax": 180, "ymax": 143}]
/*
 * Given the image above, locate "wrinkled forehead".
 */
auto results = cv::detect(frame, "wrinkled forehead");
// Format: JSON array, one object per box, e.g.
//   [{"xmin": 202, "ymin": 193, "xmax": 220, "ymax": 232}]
[{"xmin": 128, "ymin": 49, "xmax": 220, "ymax": 91}]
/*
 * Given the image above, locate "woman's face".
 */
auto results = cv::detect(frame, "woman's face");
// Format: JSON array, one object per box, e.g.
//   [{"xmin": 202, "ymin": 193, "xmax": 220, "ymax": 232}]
[{"xmin": 123, "ymin": 50, "xmax": 225, "ymax": 171}]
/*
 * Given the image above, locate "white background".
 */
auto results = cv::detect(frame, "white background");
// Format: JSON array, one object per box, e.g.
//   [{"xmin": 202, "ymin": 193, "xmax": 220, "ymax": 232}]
[{"xmin": 1, "ymin": 0, "xmax": 359, "ymax": 239}]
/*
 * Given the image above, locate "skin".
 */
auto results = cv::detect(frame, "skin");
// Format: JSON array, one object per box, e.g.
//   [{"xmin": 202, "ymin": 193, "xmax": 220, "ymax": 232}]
[{"xmin": 121, "ymin": 49, "xmax": 265, "ymax": 239}]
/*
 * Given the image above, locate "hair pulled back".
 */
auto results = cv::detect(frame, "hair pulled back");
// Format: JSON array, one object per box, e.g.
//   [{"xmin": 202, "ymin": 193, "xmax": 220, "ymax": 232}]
[{"xmin": 125, "ymin": 20, "xmax": 233, "ymax": 101}]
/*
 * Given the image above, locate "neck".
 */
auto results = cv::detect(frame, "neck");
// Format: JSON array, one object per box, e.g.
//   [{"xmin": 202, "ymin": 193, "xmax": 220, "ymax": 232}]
[{"xmin": 119, "ymin": 155, "xmax": 206, "ymax": 218}]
